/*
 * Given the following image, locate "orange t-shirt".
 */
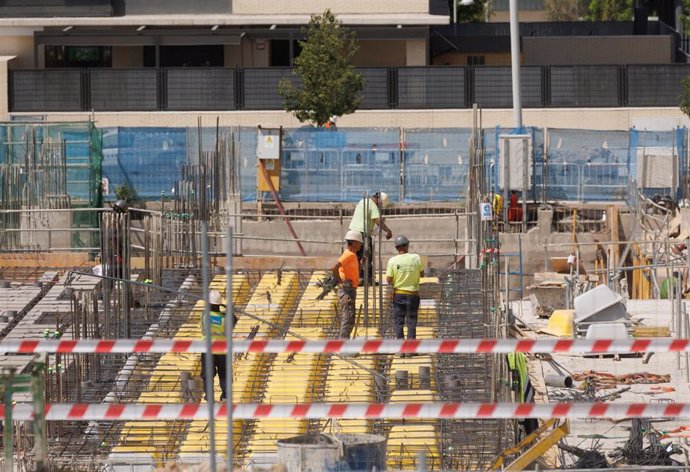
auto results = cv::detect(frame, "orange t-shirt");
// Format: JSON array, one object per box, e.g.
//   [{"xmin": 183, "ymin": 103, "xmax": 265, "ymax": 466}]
[{"xmin": 338, "ymin": 249, "xmax": 360, "ymax": 288}]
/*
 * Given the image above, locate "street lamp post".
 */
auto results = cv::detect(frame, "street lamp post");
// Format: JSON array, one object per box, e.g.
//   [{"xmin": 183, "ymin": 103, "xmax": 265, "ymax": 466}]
[{"xmin": 509, "ymin": 0, "xmax": 522, "ymax": 129}]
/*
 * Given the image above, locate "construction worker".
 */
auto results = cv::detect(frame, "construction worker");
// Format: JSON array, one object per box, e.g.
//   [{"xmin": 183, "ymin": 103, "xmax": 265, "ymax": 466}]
[
  {"xmin": 349, "ymin": 191, "xmax": 393, "ymax": 280},
  {"xmin": 506, "ymin": 353, "xmax": 538, "ymax": 435},
  {"xmin": 200, "ymin": 290, "xmax": 237, "ymax": 402},
  {"xmin": 386, "ymin": 235, "xmax": 424, "ymax": 340},
  {"xmin": 331, "ymin": 230, "xmax": 362, "ymax": 339}
]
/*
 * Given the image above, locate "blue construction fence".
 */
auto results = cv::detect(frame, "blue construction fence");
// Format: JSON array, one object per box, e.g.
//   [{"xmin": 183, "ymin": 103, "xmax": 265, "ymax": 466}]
[
  {"xmin": 0, "ymin": 122, "xmax": 101, "ymax": 206},
  {"xmin": 100, "ymin": 126, "xmax": 689, "ymax": 203}
]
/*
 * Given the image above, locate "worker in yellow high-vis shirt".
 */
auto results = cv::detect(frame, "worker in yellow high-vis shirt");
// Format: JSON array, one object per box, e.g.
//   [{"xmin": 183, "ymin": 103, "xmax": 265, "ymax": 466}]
[
  {"xmin": 200, "ymin": 290, "xmax": 237, "ymax": 401},
  {"xmin": 386, "ymin": 235, "xmax": 424, "ymax": 340}
]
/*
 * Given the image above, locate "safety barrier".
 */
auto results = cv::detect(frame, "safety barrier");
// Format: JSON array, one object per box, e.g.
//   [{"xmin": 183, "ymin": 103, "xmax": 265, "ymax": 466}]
[
  {"xmin": 2, "ymin": 402, "xmax": 689, "ymax": 420},
  {"xmin": 95, "ymin": 125, "xmax": 684, "ymax": 203},
  {"xmin": 2, "ymin": 337, "xmax": 688, "ymax": 354}
]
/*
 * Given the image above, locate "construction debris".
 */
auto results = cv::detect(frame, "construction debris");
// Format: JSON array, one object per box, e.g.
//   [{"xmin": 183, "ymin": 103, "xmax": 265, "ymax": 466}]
[
  {"xmin": 609, "ymin": 419, "xmax": 682, "ymax": 466},
  {"xmin": 559, "ymin": 443, "xmax": 610, "ymax": 469},
  {"xmin": 572, "ymin": 371, "xmax": 671, "ymax": 389}
]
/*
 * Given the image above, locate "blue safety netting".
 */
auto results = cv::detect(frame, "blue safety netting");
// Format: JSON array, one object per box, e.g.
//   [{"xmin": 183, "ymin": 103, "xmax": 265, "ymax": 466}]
[
  {"xmin": 281, "ymin": 127, "xmax": 401, "ymax": 202},
  {"xmin": 402, "ymin": 128, "xmax": 470, "ymax": 202},
  {"xmin": 628, "ymin": 127, "xmax": 688, "ymax": 200},
  {"xmin": 0, "ymin": 122, "xmax": 100, "ymax": 206},
  {"xmin": 542, "ymin": 128, "xmax": 631, "ymax": 202},
  {"xmin": 102, "ymin": 127, "xmax": 187, "ymax": 200},
  {"xmin": 96, "ymin": 125, "xmax": 687, "ymax": 205},
  {"xmin": 237, "ymin": 127, "xmax": 258, "ymax": 201}
]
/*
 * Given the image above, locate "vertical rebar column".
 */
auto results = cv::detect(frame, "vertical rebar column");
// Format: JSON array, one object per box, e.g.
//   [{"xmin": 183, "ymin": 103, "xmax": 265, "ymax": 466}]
[
  {"xmin": 363, "ymin": 192, "xmax": 369, "ymax": 332},
  {"xmin": 200, "ymin": 221, "xmax": 217, "ymax": 472},
  {"xmin": 31, "ymin": 360, "xmax": 48, "ymax": 472},
  {"xmin": 225, "ymin": 226, "xmax": 234, "ymax": 468},
  {"xmin": 4, "ymin": 368, "xmax": 15, "ymax": 472},
  {"xmin": 378, "ymin": 205, "xmax": 384, "ymax": 336}
]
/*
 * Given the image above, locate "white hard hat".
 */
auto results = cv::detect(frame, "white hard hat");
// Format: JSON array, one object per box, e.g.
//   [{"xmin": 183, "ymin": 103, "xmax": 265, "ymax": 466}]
[
  {"xmin": 209, "ymin": 290, "xmax": 222, "ymax": 305},
  {"xmin": 345, "ymin": 230, "xmax": 363, "ymax": 243},
  {"xmin": 378, "ymin": 192, "xmax": 391, "ymax": 208}
]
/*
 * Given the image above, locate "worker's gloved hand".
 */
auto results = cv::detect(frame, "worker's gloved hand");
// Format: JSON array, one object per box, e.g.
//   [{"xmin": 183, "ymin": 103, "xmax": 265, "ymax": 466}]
[
  {"xmin": 363, "ymin": 249, "xmax": 371, "ymax": 260},
  {"xmin": 385, "ymin": 230, "xmax": 393, "ymax": 240}
]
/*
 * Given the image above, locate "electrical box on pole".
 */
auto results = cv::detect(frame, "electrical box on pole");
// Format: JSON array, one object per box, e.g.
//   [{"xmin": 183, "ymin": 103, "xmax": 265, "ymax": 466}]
[{"xmin": 256, "ymin": 127, "xmax": 282, "ymax": 192}]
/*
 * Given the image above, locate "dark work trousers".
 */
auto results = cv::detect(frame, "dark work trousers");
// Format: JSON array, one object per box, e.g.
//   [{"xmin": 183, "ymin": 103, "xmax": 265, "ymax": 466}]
[
  {"xmin": 201, "ymin": 353, "xmax": 227, "ymax": 400},
  {"xmin": 356, "ymin": 233, "xmax": 374, "ymax": 281},
  {"xmin": 338, "ymin": 285, "xmax": 357, "ymax": 339},
  {"xmin": 393, "ymin": 293, "xmax": 421, "ymax": 339}
]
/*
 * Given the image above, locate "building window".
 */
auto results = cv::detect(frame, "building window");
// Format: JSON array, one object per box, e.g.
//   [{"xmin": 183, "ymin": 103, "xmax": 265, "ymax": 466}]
[
  {"xmin": 45, "ymin": 46, "xmax": 112, "ymax": 68},
  {"xmin": 143, "ymin": 45, "xmax": 224, "ymax": 67},
  {"xmin": 270, "ymin": 40, "xmax": 302, "ymax": 66},
  {"xmin": 467, "ymin": 55, "xmax": 485, "ymax": 66}
]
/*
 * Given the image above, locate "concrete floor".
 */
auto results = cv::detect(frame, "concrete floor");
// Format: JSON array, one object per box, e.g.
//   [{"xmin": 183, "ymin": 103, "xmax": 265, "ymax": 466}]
[{"xmin": 513, "ymin": 298, "xmax": 690, "ymax": 467}]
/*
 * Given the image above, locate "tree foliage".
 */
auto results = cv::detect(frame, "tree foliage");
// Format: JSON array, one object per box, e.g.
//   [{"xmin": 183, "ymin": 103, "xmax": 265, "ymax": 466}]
[
  {"xmin": 682, "ymin": 0, "xmax": 690, "ymax": 31},
  {"xmin": 584, "ymin": 0, "xmax": 633, "ymax": 21},
  {"xmin": 680, "ymin": 77, "xmax": 690, "ymax": 119},
  {"xmin": 545, "ymin": 0, "xmax": 586, "ymax": 21},
  {"xmin": 449, "ymin": 0, "xmax": 489, "ymax": 22},
  {"xmin": 279, "ymin": 10, "xmax": 363, "ymax": 127}
]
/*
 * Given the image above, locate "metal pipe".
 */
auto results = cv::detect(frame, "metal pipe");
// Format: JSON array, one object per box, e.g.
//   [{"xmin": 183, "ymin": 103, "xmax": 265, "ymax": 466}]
[
  {"xmin": 509, "ymin": 0, "xmax": 522, "ymax": 129},
  {"xmin": 224, "ymin": 226, "xmax": 234, "ymax": 468},
  {"xmin": 544, "ymin": 374, "xmax": 573, "ymax": 388}
]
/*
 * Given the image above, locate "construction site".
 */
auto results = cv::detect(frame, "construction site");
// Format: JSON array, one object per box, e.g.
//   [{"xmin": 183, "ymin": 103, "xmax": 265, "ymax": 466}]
[{"xmin": 2, "ymin": 112, "xmax": 690, "ymax": 472}]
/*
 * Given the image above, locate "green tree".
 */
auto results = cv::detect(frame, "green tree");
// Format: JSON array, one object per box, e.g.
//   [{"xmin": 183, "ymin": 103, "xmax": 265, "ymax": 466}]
[
  {"xmin": 584, "ymin": 0, "xmax": 633, "ymax": 21},
  {"xmin": 279, "ymin": 10, "xmax": 363, "ymax": 127},
  {"xmin": 545, "ymin": 0, "xmax": 586, "ymax": 21},
  {"xmin": 680, "ymin": 77, "xmax": 690, "ymax": 119},
  {"xmin": 449, "ymin": 0, "xmax": 489, "ymax": 23},
  {"xmin": 682, "ymin": 0, "xmax": 690, "ymax": 31}
]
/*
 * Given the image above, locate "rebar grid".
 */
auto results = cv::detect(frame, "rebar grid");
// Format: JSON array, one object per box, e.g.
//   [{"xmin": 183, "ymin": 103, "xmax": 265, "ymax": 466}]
[{"xmin": 436, "ymin": 269, "xmax": 513, "ymax": 471}]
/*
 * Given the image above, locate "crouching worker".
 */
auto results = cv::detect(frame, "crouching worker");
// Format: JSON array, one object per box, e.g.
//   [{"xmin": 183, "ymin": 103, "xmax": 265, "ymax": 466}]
[
  {"xmin": 332, "ymin": 230, "xmax": 362, "ymax": 339},
  {"xmin": 201, "ymin": 289, "xmax": 238, "ymax": 402}
]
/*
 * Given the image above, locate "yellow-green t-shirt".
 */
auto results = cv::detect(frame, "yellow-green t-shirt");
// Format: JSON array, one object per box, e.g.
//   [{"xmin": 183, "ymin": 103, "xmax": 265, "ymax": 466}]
[
  {"xmin": 386, "ymin": 253, "xmax": 424, "ymax": 292},
  {"xmin": 349, "ymin": 197, "xmax": 380, "ymax": 235}
]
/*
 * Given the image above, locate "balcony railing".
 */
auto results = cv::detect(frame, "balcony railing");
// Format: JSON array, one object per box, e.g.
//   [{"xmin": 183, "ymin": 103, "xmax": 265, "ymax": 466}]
[{"xmin": 9, "ymin": 64, "xmax": 690, "ymax": 113}]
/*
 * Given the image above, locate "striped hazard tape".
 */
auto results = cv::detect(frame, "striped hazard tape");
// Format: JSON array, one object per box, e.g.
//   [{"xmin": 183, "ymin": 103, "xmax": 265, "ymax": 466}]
[
  {"xmin": 2, "ymin": 402, "xmax": 689, "ymax": 421},
  {"xmin": 1, "ymin": 338, "xmax": 688, "ymax": 355}
]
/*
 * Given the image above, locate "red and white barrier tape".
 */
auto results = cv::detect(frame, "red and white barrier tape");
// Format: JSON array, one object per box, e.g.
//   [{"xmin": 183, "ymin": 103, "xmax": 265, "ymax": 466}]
[
  {"xmin": 2, "ymin": 402, "xmax": 689, "ymax": 421},
  {"xmin": 1, "ymin": 338, "xmax": 688, "ymax": 355}
]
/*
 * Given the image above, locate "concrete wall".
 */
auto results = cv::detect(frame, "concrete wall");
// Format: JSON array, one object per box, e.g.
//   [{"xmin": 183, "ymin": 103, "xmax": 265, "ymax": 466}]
[
  {"xmin": 523, "ymin": 36, "xmax": 672, "ymax": 65},
  {"xmin": 0, "ymin": 29, "xmax": 35, "ymax": 69},
  {"xmin": 124, "ymin": 0, "xmax": 232, "ymax": 14},
  {"xmin": 0, "ymin": 57, "xmax": 11, "ymax": 119},
  {"xmin": 112, "ymin": 46, "xmax": 143, "ymax": 68},
  {"xmin": 224, "ymin": 40, "xmax": 269, "ymax": 67},
  {"xmin": 405, "ymin": 39, "xmax": 427, "ymax": 66},
  {"xmin": 17, "ymin": 107, "xmax": 690, "ymax": 131},
  {"xmin": 237, "ymin": 209, "xmax": 628, "ymax": 288},
  {"xmin": 232, "ymin": 0, "xmax": 428, "ymax": 15},
  {"xmin": 354, "ymin": 40, "xmax": 407, "ymax": 66},
  {"xmin": 491, "ymin": 10, "xmax": 548, "ymax": 22}
]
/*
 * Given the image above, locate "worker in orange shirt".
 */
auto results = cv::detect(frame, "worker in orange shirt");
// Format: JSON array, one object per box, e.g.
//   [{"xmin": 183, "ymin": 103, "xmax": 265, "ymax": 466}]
[{"xmin": 331, "ymin": 230, "xmax": 363, "ymax": 338}]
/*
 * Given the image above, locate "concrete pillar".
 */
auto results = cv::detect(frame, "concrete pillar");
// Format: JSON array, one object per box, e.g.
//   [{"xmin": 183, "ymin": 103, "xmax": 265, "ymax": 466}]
[
  {"xmin": 0, "ymin": 56, "xmax": 15, "ymax": 121},
  {"xmin": 537, "ymin": 207, "xmax": 553, "ymax": 239},
  {"xmin": 405, "ymin": 39, "xmax": 427, "ymax": 66}
]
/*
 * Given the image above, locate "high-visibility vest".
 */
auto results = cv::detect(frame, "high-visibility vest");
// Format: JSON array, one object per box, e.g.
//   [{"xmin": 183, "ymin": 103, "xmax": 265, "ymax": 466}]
[
  {"xmin": 200, "ymin": 310, "xmax": 226, "ymax": 341},
  {"xmin": 506, "ymin": 352, "xmax": 534, "ymax": 403}
]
